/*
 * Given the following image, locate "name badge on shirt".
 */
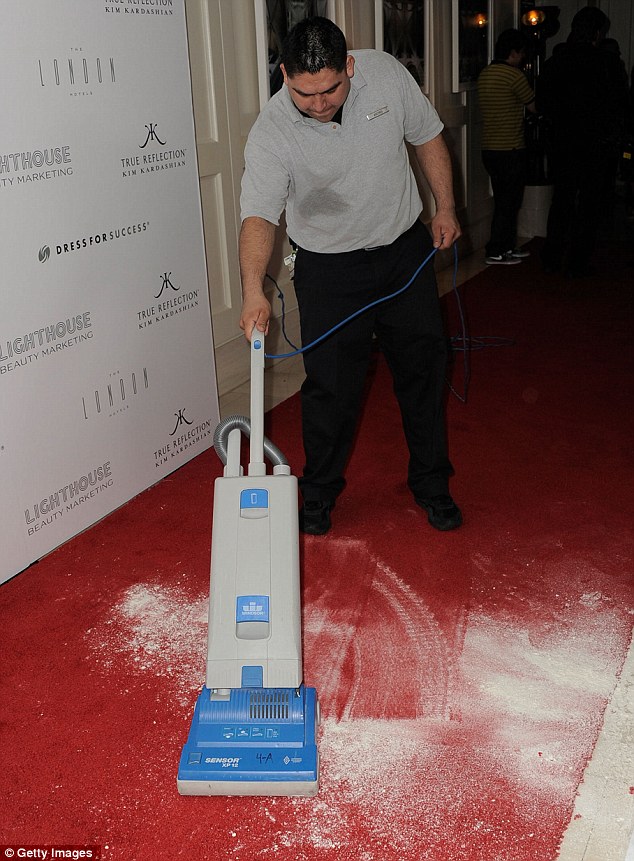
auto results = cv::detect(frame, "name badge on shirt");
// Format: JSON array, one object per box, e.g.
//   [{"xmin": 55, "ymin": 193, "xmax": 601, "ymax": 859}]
[{"xmin": 366, "ymin": 106, "xmax": 389, "ymax": 121}]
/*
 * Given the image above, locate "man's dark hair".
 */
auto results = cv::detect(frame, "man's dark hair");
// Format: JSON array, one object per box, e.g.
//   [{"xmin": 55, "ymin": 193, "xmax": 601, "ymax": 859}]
[
  {"xmin": 280, "ymin": 16, "xmax": 348, "ymax": 77},
  {"xmin": 494, "ymin": 29, "xmax": 528, "ymax": 61},
  {"xmin": 568, "ymin": 7, "xmax": 609, "ymax": 45}
]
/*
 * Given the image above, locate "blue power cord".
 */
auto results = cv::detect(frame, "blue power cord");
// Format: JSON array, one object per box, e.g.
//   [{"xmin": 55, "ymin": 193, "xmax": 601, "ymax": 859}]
[
  {"xmin": 264, "ymin": 245, "xmax": 439, "ymax": 360},
  {"xmin": 264, "ymin": 243, "xmax": 514, "ymax": 403}
]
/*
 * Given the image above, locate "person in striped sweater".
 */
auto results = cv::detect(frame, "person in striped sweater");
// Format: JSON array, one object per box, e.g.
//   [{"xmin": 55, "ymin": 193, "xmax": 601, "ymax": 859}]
[{"xmin": 477, "ymin": 29, "xmax": 536, "ymax": 265}]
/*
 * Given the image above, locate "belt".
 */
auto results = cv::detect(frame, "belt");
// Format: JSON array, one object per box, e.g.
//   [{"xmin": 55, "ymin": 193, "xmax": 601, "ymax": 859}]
[
  {"xmin": 364, "ymin": 219, "xmax": 419, "ymax": 251},
  {"xmin": 291, "ymin": 220, "xmax": 420, "ymax": 255}
]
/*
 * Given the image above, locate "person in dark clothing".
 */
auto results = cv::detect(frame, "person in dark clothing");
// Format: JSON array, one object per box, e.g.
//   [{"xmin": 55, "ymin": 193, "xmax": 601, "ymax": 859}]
[
  {"xmin": 537, "ymin": 7, "xmax": 628, "ymax": 277},
  {"xmin": 597, "ymin": 38, "xmax": 629, "ymax": 218},
  {"xmin": 628, "ymin": 66, "xmax": 634, "ymax": 220},
  {"xmin": 477, "ymin": 29, "xmax": 535, "ymax": 265}
]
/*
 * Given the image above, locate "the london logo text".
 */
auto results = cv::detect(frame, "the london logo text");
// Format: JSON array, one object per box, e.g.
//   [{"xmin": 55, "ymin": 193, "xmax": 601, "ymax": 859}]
[
  {"xmin": 38, "ymin": 50, "xmax": 116, "ymax": 97},
  {"xmin": 82, "ymin": 367, "xmax": 150, "ymax": 421}
]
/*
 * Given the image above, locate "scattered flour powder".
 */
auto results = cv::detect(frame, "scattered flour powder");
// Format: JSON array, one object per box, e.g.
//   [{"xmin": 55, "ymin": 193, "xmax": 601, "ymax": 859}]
[{"xmin": 85, "ymin": 540, "xmax": 627, "ymax": 859}]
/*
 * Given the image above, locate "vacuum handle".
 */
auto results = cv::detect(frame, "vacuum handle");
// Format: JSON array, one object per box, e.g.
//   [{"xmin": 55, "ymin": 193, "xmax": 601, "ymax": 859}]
[{"xmin": 248, "ymin": 332, "xmax": 266, "ymax": 475}]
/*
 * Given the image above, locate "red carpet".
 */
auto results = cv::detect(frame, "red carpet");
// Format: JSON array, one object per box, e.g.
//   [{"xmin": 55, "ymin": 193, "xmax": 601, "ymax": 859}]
[{"xmin": 1, "ymin": 239, "xmax": 633, "ymax": 860}]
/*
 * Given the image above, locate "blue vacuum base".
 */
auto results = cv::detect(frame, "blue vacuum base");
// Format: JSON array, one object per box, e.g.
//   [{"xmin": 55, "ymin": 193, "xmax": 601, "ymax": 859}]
[{"xmin": 177, "ymin": 684, "xmax": 319, "ymax": 796}]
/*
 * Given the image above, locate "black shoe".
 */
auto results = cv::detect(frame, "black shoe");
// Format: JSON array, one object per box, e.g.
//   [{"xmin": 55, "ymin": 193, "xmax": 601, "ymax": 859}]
[
  {"xmin": 485, "ymin": 252, "xmax": 521, "ymax": 265},
  {"xmin": 415, "ymin": 494, "xmax": 463, "ymax": 531},
  {"xmin": 299, "ymin": 501, "xmax": 333, "ymax": 535}
]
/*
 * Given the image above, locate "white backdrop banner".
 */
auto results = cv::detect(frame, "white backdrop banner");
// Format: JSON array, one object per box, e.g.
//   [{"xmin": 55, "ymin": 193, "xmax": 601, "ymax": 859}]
[{"xmin": 1, "ymin": 0, "xmax": 219, "ymax": 584}]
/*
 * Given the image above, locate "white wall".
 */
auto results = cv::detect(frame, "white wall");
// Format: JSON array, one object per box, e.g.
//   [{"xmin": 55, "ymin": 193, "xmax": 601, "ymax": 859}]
[{"xmin": 1, "ymin": 0, "xmax": 218, "ymax": 583}]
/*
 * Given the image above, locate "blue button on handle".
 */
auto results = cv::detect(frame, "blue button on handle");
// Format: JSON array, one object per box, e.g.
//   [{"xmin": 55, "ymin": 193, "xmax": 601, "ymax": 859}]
[{"xmin": 240, "ymin": 488, "xmax": 268, "ymax": 509}]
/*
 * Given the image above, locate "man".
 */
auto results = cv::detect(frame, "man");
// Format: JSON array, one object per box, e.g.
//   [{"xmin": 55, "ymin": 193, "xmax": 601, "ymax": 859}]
[
  {"xmin": 239, "ymin": 17, "xmax": 462, "ymax": 535},
  {"xmin": 477, "ymin": 29, "xmax": 535, "ymax": 266},
  {"xmin": 537, "ymin": 7, "xmax": 627, "ymax": 277}
]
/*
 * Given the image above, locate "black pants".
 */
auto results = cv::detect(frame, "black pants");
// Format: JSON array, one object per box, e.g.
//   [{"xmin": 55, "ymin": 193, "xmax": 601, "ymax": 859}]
[
  {"xmin": 293, "ymin": 219, "xmax": 453, "ymax": 505},
  {"xmin": 481, "ymin": 149, "xmax": 527, "ymax": 257},
  {"xmin": 542, "ymin": 144, "xmax": 604, "ymax": 271}
]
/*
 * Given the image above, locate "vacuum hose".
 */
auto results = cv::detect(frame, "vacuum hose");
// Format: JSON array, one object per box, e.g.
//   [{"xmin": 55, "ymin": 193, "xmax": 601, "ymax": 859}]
[{"xmin": 213, "ymin": 414, "xmax": 289, "ymax": 467}]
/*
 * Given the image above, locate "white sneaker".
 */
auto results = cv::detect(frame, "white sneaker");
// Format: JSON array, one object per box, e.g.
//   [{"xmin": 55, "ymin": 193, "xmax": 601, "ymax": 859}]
[
  {"xmin": 507, "ymin": 248, "xmax": 530, "ymax": 259},
  {"xmin": 485, "ymin": 252, "xmax": 521, "ymax": 265}
]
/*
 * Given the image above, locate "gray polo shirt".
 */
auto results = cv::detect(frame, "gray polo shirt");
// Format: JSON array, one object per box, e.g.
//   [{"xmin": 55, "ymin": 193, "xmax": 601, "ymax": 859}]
[{"xmin": 240, "ymin": 49, "xmax": 444, "ymax": 253}]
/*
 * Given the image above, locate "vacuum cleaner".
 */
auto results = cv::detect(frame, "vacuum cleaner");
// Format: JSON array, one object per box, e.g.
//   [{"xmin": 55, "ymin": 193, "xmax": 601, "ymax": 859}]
[{"xmin": 177, "ymin": 333, "xmax": 320, "ymax": 796}]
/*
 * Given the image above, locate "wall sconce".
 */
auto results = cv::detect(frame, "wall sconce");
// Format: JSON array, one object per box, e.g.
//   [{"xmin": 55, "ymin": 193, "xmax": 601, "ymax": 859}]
[
  {"xmin": 474, "ymin": 13, "xmax": 488, "ymax": 27},
  {"xmin": 521, "ymin": 10, "xmax": 546, "ymax": 27}
]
